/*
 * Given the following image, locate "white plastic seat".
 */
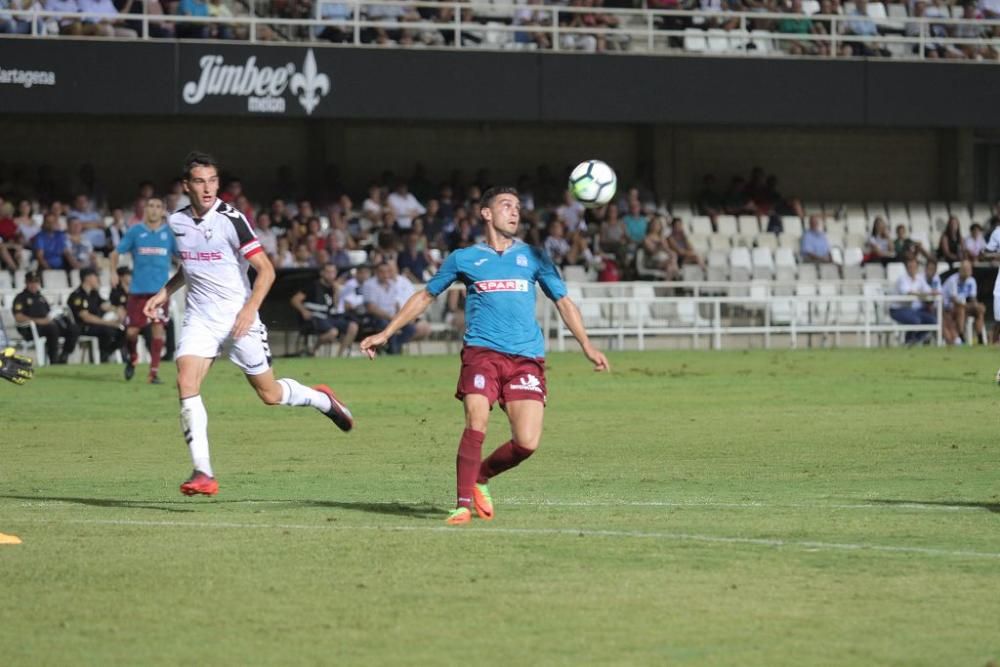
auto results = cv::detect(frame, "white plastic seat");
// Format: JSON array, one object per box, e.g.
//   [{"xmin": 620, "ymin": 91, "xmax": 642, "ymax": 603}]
[
  {"xmin": 781, "ymin": 217, "xmax": 803, "ymax": 238},
  {"xmin": 846, "ymin": 216, "xmax": 869, "ymax": 236},
  {"xmin": 41, "ymin": 270, "xmax": 69, "ymax": 290},
  {"xmin": 818, "ymin": 263, "xmax": 841, "ymax": 281},
  {"xmin": 754, "ymin": 233, "xmax": 777, "ymax": 250},
  {"xmin": 729, "ymin": 247, "xmax": 752, "ymax": 282},
  {"xmin": 684, "ymin": 28, "xmax": 707, "ymax": 52},
  {"xmin": 715, "ymin": 215, "xmax": 738, "ymax": 236},
  {"xmin": 737, "ymin": 216, "xmax": 760, "ymax": 236},
  {"xmin": 706, "ymin": 29, "xmax": 731, "ymax": 53},
  {"xmin": 681, "ymin": 264, "xmax": 705, "ymax": 282},
  {"xmin": 707, "ymin": 234, "xmax": 731, "ymax": 251},
  {"xmin": 689, "ymin": 216, "xmax": 714, "ymax": 236},
  {"xmin": 688, "ymin": 233, "xmax": 710, "ymax": 254},
  {"xmin": 863, "ymin": 262, "xmax": 886, "ymax": 281},
  {"xmin": 751, "ymin": 247, "xmax": 774, "ymax": 280},
  {"xmin": 562, "ymin": 265, "xmax": 589, "ymax": 283},
  {"xmin": 826, "ymin": 220, "xmax": 846, "ymax": 238}
]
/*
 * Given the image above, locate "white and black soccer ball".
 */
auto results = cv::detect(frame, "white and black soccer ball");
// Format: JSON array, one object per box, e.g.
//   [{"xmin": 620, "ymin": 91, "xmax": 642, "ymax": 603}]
[{"xmin": 568, "ymin": 160, "xmax": 617, "ymax": 209}]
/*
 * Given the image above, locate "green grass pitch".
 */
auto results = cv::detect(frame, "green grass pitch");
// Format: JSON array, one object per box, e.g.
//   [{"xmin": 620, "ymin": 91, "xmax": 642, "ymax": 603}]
[{"xmin": 2, "ymin": 348, "xmax": 999, "ymax": 666}]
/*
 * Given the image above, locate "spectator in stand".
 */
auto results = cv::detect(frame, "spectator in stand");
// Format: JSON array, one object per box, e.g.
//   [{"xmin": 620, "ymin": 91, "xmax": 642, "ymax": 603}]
[
  {"xmin": 176, "ymin": 0, "xmax": 210, "ymax": 38},
  {"xmin": 64, "ymin": 219, "xmax": 98, "ymax": 270},
  {"xmin": 274, "ymin": 236, "xmax": 294, "ymax": 268},
  {"xmin": 326, "ymin": 233, "xmax": 352, "ymax": 271},
  {"xmin": 291, "ymin": 263, "xmax": 357, "ymax": 357},
  {"xmin": 12, "ymin": 271, "xmax": 79, "ymax": 364},
  {"xmin": 943, "ymin": 259, "xmax": 986, "ymax": 344},
  {"xmin": 208, "ymin": 0, "xmax": 243, "ymax": 39},
  {"xmin": 964, "ymin": 223, "xmax": 987, "ymax": 260},
  {"xmin": 118, "ymin": 0, "xmax": 174, "ymax": 38},
  {"xmin": 77, "ymin": 0, "xmax": 137, "ymax": 36},
  {"xmin": 556, "ymin": 190, "xmax": 586, "ymax": 233},
  {"xmin": 397, "ymin": 230, "xmax": 431, "ymax": 282},
  {"xmin": 864, "ymin": 216, "xmax": 895, "ymax": 264},
  {"xmin": 890, "ymin": 258, "xmax": 936, "ymax": 345},
  {"xmin": 168, "ymin": 178, "xmax": 191, "ymax": 211},
  {"xmin": 254, "ymin": 212, "xmax": 278, "ymax": 264},
  {"xmin": 0, "ymin": 201, "xmax": 23, "ymax": 272},
  {"xmin": 45, "ymin": 0, "xmax": 84, "ymax": 36},
  {"xmin": 955, "ymin": 2, "xmax": 988, "ymax": 60},
  {"xmin": 937, "ymin": 215, "xmax": 965, "ymax": 265},
  {"xmin": 290, "ymin": 241, "xmax": 317, "ymax": 268},
  {"xmin": 777, "ymin": 0, "xmax": 823, "ymax": 55},
  {"xmin": 68, "ymin": 194, "xmax": 108, "ymax": 255},
  {"xmin": 981, "ymin": 0, "xmax": 1000, "ymax": 18},
  {"xmin": 362, "ymin": 261, "xmax": 431, "ymax": 354},
  {"xmin": 894, "ymin": 223, "xmax": 932, "ymax": 262},
  {"xmin": 0, "ymin": 0, "xmax": 33, "ymax": 34},
  {"xmin": 667, "ymin": 217, "xmax": 704, "ymax": 268},
  {"xmin": 447, "ymin": 213, "xmax": 477, "ymax": 251},
  {"xmin": 701, "ymin": 0, "xmax": 740, "ymax": 31},
  {"xmin": 923, "ymin": 261, "xmax": 956, "ymax": 342},
  {"xmin": 622, "ymin": 199, "xmax": 649, "ymax": 245},
  {"xmin": 32, "ymin": 212, "xmax": 70, "ymax": 271},
  {"xmin": 723, "ymin": 176, "xmax": 757, "ymax": 216},
  {"xmin": 106, "ymin": 207, "xmax": 128, "ymax": 250},
  {"xmin": 219, "ymin": 178, "xmax": 242, "ymax": 204},
  {"xmin": 68, "ymin": 267, "xmax": 125, "ymax": 362},
  {"xmin": 800, "ymin": 215, "xmax": 832, "ymax": 263},
  {"xmin": 599, "ymin": 204, "xmax": 628, "ymax": 258},
  {"xmin": 361, "ymin": 184, "xmax": 385, "ymax": 228},
  {"xmin": 386, "ymin": 182, "xmax": 426, "ymax": 232},
  {"xmin": 513, "ymin": 0, "xmax": 551, "ymax": 49},
  {"xmin": 843, "ymin": 0, "xmax": 888, "ymax": 57},
  {"xmin": 362, "ymin": 0, "xmax": 420, "ymax": 45},
  {"xmin": 638, "ymin": 216, "xmax": 679, "ymax": 279},
  {"xmin": 14, "ymin": 200, "xmax": 39, "ymax": 246},
  {"xmin": 317, "ymin": 0, "xmax": 354, "ymax": 43},
  {"xmin": 543, "ymin": 219, "xmax": 572, "ymax": 266}
]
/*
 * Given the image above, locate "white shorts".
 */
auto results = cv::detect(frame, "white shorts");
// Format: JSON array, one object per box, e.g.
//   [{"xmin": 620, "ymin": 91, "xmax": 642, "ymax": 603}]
[
  {"xmin": 176, "ymin": 315, "xmax": 273, "ymax": 376},
  {"xmin": 994, "ymin": 294, "xmax": 1000, "ymax": 322}
]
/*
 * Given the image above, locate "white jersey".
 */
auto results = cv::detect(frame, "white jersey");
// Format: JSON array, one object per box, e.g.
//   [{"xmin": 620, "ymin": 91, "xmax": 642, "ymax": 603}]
[{"xmin": 168, "ymin": 199, "xmax": 264, "ymax": 324}]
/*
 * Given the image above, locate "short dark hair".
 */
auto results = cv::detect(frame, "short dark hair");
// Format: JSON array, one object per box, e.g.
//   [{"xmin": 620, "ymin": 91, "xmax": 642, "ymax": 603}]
[
  {"xmin": 182, "ymin": 151, "xmax": 219, "ymax": 180},
  {"xmin": 479, "ymin": 186, "xmax": 518, "ymax": 210},
  {"xmin": 79, "ymin": 267, "xmax": 98, "ymax": 282}
]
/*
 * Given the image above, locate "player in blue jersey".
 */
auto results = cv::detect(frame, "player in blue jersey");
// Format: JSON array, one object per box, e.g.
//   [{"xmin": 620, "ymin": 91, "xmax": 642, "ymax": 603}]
[
  {"xmin": 360, "ymin": 186, "xmax": 609, "ymax": 525},
  {"xmin": 109, "ymin": 196, "xmax": 176, "ymax": 384}
]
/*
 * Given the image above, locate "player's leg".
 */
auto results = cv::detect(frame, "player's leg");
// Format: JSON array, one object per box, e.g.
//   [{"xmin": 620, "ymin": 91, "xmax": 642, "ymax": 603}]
[
  {"xmin": 124, "ymin": 326, "xmax": 141, "ymax": 380},
  {"xmin": 233, "ymin": 322, "xmax": 353, "ymax": 431},
  {"xmin": 148, "ymin": 321, "xmax": 166, "ymax": 383},
  {"xmin": 448, "ymin": 394, "xmax": 490, "ymax": 525},
  {"xmin": 337, "ymin": 320, "xmax": 359, "ymax": 357},
  {"xmin": 973, "ymin": 303, "xmax": 986, "ymax": 343},
  {"xmin": 176, "ymin": 354, "xmax": 218, "ymax": 495}
]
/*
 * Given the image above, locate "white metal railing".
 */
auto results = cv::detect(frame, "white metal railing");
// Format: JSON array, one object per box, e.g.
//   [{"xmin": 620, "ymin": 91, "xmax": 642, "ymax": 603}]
[
  {"xmin": 2, "ymin": 2, "xmax": 999, "ymax": 62},
  {"xmin": 552, "ymin": 283, "xmax": 944, "ymax": 350}
]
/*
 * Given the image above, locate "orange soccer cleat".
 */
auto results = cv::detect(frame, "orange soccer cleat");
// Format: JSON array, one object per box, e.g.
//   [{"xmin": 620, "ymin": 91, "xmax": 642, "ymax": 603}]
[
  {"xmin": 180, "ymin": 470, "xmax": 219, "ymax": 496},
  {"xmin": 313, "ymin": 384, "xmax": 354, "ymax": 432}
]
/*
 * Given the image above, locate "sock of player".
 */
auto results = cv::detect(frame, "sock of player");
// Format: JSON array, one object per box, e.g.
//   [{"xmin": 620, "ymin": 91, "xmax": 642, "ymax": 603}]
[
  {"xmin": 149, "ymin": 336, "xmax": 164, "ymax": 376},
  {"xmin": 126, "ymin": 335, "xmax": 138, "ymax": 364},
  {"xmin": 456, "ymin": 428, "xmax": 485, "ymax": 509},
  {"xmin": 478, "ymin": 440, "xmax": 535, "ymax": 483},
  {"xmin": 277, "ymin": 378, "xmax": 333, "ymax": 412},
  {"xmin": 180, "ymin": 395, "xmax": 212, "ymax": 477}
]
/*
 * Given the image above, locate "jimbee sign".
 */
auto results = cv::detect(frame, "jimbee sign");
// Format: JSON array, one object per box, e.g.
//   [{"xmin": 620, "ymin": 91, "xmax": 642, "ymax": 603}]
[{"xmin": 179, "ymin": 45, "xmax": 332, "ymax": 116}]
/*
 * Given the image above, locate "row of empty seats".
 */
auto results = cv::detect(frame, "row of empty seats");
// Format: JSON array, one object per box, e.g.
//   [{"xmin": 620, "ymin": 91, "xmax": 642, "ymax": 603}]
[{"xmin": 669, "ymin": 201, "xmax": 994, "ymax": 226}]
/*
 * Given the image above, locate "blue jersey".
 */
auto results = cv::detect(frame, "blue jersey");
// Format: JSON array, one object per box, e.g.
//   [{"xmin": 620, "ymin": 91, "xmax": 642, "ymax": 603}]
[
  {"xmin": 426, "ymin": 240, "xmax": 567, "ymax": 358},
  {"xmin": 116, "ymin": 223, "xmax": 176, "ymax": 295}
]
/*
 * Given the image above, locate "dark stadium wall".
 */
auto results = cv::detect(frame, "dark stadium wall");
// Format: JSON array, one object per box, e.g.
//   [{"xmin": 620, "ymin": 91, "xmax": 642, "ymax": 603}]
[{"xmin": 0, "ymin": 114, "xmax": 961, "ymax": 206}]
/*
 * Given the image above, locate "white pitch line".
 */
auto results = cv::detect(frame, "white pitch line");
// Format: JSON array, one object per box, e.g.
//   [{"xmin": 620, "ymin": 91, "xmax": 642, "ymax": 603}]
[
  {"xmin": 10, "ymin": 498, "xmax": 988, "ymax": 513},
  {"xmin": 9, "ymin": 517, "xmax": 1000, "ymax": 560}
]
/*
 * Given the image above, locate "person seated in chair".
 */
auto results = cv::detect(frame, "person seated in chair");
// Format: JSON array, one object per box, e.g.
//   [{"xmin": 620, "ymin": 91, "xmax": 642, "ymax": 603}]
[{"xmin": 67, "ymin": 267, "xmax": 125, "ymax": 363}]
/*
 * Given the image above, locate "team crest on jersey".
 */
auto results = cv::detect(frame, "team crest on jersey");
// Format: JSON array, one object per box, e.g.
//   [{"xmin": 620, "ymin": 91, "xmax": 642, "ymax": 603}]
[
  {"xmin": 474, "ymin": 374, "xmax": 485, "ymax": 389},
  {"xmin": 475, "ymin": 279, "xmax": 529, "ymax": 293},
  {"xmin": 202, "ymin": 228, "xmax": 214, "ymax": 240},
  {"xmin": 516, "ymin": 255, "xmax": 528, "ymax": 267}
]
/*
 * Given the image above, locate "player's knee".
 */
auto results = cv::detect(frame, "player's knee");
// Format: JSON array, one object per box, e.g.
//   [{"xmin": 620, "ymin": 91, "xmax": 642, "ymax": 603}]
[{"xmin": 515, "ymin": 434, "xmax": 541, "ymax": 451}]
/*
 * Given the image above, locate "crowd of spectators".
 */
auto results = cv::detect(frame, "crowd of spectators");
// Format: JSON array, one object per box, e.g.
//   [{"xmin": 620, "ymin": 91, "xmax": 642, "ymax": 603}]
[{"xmin": 2, "ymin": 0, "xmax": 998, "ymax": 60}]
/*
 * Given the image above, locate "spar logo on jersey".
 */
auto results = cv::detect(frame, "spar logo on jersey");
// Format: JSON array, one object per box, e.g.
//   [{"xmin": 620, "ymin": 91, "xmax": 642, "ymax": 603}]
[
  {"xmin": 138, "ymin": 247, "xmax": 169, "ymax": 256},
  {"xmin": 180, "ymin": 250, "xmax": 224, "ymax": 262},
  {"xmin": 181, "ymin": 49, "xmax": 330, "ymax": 115},
  {"xmin": 474, "ymin": 279, "xmax": 529, "ymax": 293}
]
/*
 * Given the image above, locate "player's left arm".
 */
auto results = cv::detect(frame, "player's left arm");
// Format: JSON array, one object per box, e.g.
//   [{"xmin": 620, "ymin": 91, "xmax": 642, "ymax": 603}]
[
  {"xmin": 232, "ymin": 250, "xmax": 274, "ymax": 338},
  {"xmin": 554, "ymin": 296, "xmax": 609, "ymax": 372}
]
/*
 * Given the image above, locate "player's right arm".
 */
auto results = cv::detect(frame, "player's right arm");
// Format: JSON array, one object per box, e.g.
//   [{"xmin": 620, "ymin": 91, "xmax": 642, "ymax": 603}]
[
  {"xmin": 359, "ymin": 289, "xmax": 435, "ymax": 359},
  {"xmin": 109, "ymin": 226, "xmax": 135, "ymax": 288},
  {"xmin": 143, "ymin": 267, "xmax": 186, "ymax": 319}
]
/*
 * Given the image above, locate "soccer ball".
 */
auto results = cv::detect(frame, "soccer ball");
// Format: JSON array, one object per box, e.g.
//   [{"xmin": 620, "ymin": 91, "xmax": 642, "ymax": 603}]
[{"xmin": 568, "ymin": 160, "xmax": 617, "ymax": 209}]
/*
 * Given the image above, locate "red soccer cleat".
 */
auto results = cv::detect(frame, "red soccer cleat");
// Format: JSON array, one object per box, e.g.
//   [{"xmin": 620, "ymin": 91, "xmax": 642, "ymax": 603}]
[
  {"xmin": 313, "ymin": 384, "xmax": 354, "ymax": 432},
  {"xmin": 180, "ymin": 470, "xmax": 219, "ymax": 496}
]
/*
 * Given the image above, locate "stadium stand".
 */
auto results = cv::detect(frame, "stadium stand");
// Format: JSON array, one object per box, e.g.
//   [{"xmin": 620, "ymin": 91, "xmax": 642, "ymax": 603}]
[{"xmin": 1, "ymin": 0, "xmax": 997, "ymax": 61}]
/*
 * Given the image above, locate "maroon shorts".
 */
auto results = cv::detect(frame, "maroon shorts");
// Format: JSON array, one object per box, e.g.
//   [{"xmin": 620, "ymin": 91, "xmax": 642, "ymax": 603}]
[
  {"xmin": 455, "ymin": 345, "xmax": 547, "ymax": 408},
  {"xmin": 125, "ymin": 294, "xmax": 168, "ymax": 330}
]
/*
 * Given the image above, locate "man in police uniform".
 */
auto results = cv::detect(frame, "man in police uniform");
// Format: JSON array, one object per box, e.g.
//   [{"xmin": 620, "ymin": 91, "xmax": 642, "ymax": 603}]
[
  {"xmin": 290, "ymin": 263, "xmax": 359, "ymax": 357},
  {"xmin": 11, "ymin": 270, "xmax": 79, "ymax": 364},
  {"xmin": 68, "ymin": 267, "xmax": 125, "ymax": 363},
  {"xmin": 109, "ymin": 267, "xmax": 131, "ymax": 322}
]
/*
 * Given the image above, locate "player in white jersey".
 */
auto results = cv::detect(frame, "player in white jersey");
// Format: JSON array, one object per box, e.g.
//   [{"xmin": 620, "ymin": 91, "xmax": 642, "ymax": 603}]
[
  {"xmin": 982, "ymin": 227, "xmax": 1000, "ymax": 379},
  {"xmin": 144, "ymin": 151, "xmax": 354, "ymax": 496}
]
